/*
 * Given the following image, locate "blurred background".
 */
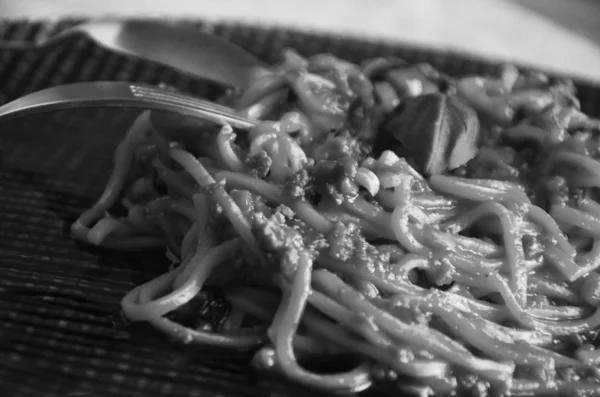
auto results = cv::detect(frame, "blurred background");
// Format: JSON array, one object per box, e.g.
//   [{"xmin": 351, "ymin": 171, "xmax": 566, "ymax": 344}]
[{"xmin": 1, "ymin": 0, "xmax": 599, "ymax": 80}]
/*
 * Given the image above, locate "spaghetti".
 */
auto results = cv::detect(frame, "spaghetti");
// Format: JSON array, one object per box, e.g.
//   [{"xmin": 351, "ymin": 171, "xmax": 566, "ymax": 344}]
[{"xmin": 72, "ymin": 50, "xmax": 600, "ymax": 396}]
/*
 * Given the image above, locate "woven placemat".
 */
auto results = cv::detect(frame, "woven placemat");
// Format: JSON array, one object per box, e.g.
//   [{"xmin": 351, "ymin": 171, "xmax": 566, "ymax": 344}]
[{"xmin": 0, "ymin": 19, "xmax": 599, "ymax": 397}]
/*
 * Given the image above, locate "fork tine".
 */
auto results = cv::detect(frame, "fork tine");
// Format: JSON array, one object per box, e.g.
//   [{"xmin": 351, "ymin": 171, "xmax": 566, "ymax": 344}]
[{"xmin": 129, "ymin": 84, "xmax": 258, "ymax": 129}]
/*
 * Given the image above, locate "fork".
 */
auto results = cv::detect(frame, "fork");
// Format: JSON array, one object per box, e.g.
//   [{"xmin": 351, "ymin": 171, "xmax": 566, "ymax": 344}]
[
  {"xmin": 0, "ymin": 81, "xmax": 258, "ymax": 130},
  {"xmin": 0, "ymin": 21, "xmax": 270, "ymax": 89}
]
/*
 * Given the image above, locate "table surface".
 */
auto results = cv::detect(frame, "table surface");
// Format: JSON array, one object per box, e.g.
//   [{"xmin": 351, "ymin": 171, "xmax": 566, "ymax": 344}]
[{"xmin": 1, "ymin": 0, "xmax": 600, "ymax": 81}]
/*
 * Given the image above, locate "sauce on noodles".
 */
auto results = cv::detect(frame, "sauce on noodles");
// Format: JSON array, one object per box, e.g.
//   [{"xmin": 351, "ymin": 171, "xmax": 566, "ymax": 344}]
[{"xmin": 72, "ymin": 49, "xmax": 600, "ymax": 396}]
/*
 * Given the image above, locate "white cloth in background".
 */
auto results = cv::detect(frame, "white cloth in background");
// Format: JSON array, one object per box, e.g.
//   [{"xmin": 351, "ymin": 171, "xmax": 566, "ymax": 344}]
[{"xmin": 1, "ymin": 0, "xmax": 600, "ymax": 80}]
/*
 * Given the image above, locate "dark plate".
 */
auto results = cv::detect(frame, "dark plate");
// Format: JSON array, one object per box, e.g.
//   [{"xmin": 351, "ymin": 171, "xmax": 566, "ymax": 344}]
[{"xmin": 1, "ymin": 19, "xmax": 600, "ymax": 397}]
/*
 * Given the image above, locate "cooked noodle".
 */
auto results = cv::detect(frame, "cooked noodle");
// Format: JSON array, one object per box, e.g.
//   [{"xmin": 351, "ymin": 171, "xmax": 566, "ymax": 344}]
[{"xmin": 73, "ymin": 49, "xmax": 600, "ymax": 396}]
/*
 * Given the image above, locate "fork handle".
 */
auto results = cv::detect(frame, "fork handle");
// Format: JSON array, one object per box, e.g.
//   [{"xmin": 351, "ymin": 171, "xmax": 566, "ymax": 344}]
[
  {"xmin": 0, "ymin": 81, "xmax": 258, "ymax": 130},
  {"xmin": 0, "ymin": 30, "xmax": 78, "ymax": 51}
]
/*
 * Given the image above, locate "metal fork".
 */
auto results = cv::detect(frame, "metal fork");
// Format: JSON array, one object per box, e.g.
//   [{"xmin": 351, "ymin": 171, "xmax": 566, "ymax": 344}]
[
  {"xmin": 0, "ymin": 81, "xmax": 258, "ymax": 130},
  {"xmin": 0, "ymin": 21, "xmax": 270, "ymax": 89}
]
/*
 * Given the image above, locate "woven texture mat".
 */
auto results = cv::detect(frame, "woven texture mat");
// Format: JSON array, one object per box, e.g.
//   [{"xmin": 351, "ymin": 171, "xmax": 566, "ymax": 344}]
[{"xmin": 0, "ymin": 20, "xmax": 599, "ymax": 397}]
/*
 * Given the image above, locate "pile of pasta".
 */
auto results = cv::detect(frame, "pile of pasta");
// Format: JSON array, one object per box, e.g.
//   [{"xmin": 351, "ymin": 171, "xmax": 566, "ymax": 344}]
[{"xmin": 72, "ymin": 49, "xmax": 600, "ymax": 396}]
